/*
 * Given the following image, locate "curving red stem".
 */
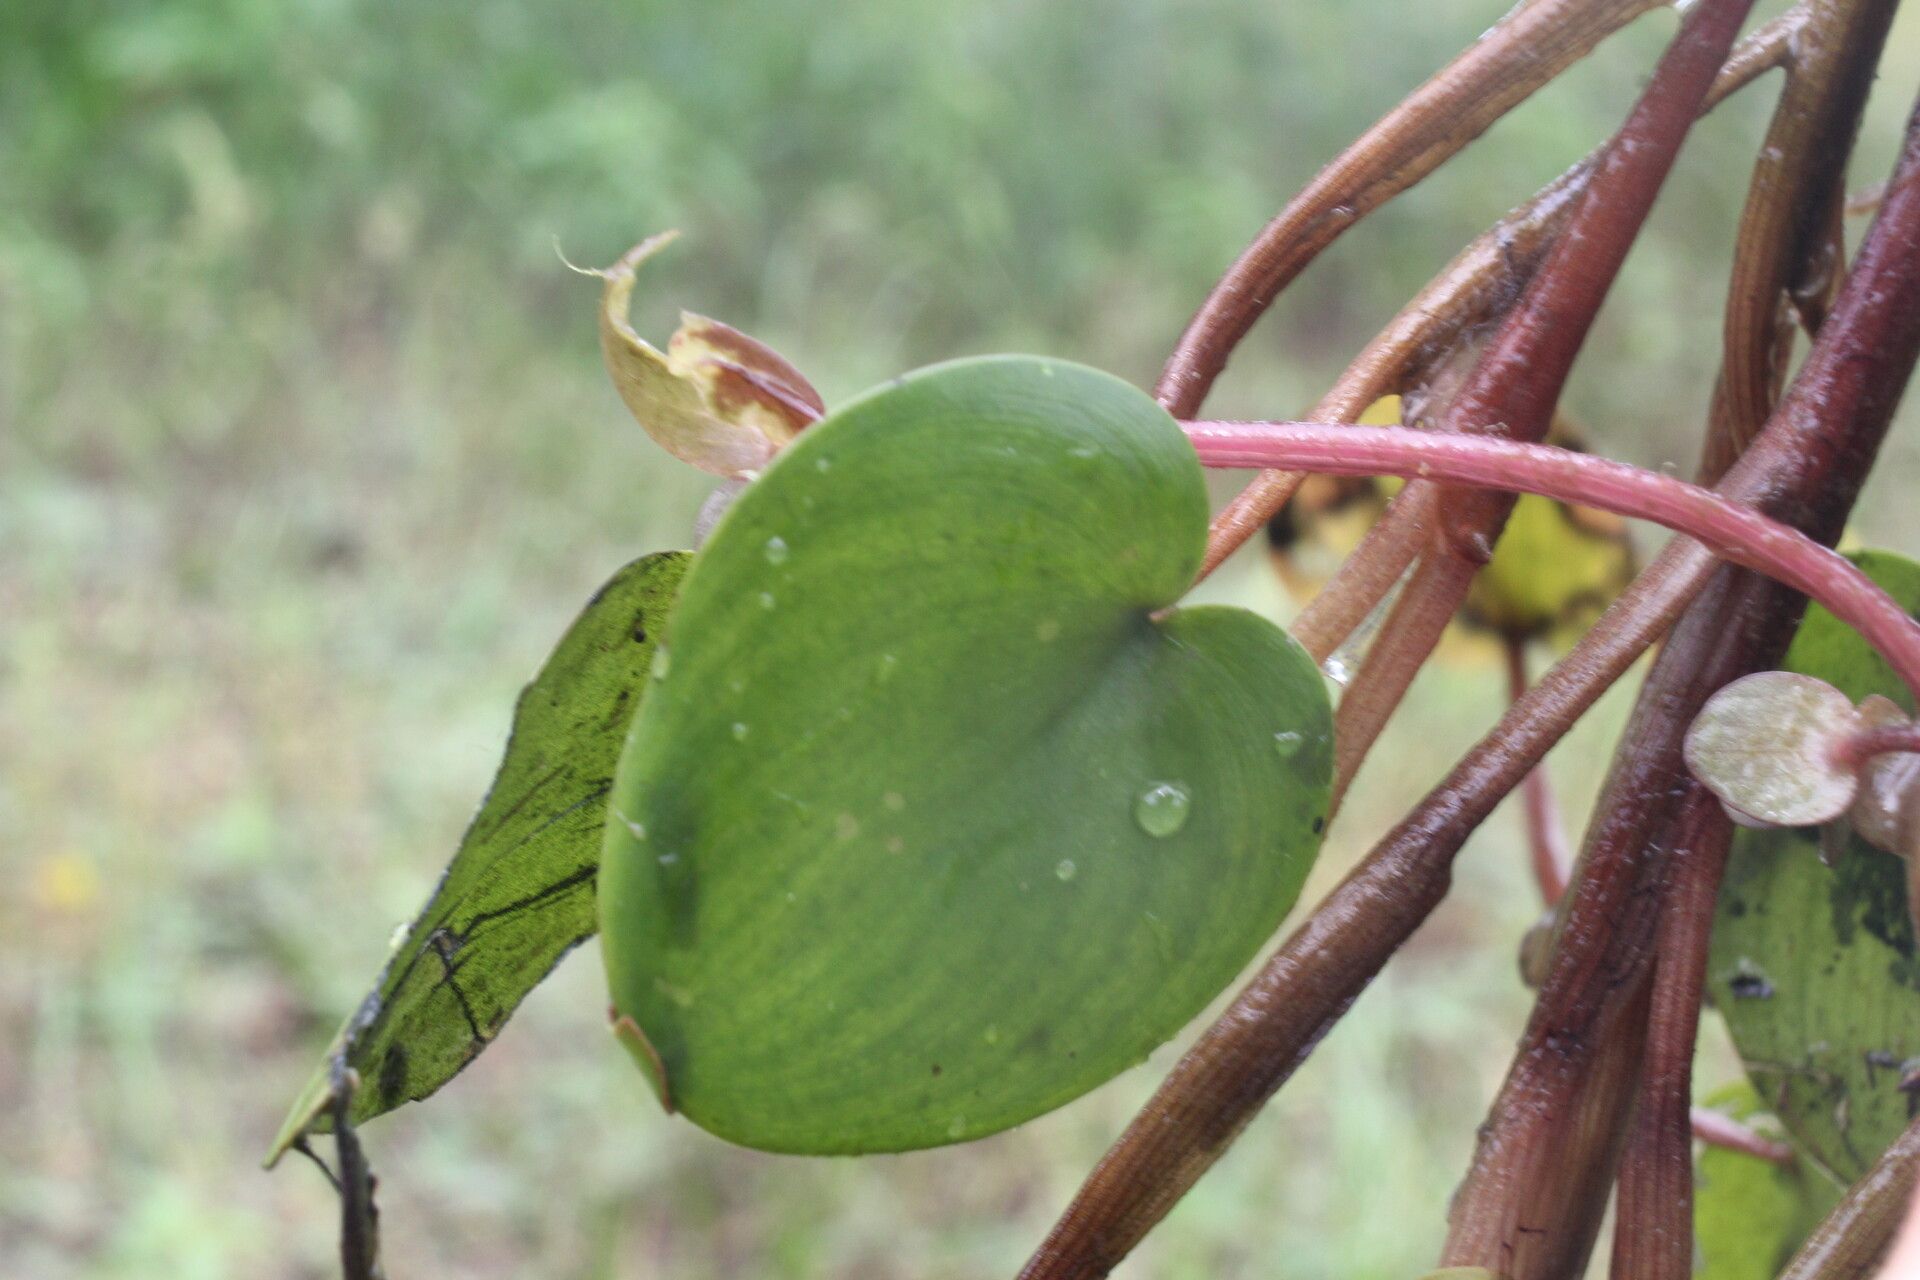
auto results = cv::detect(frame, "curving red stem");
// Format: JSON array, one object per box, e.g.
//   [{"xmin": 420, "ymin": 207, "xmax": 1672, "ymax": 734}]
[{"xmin": 1183, "ymin": 421, "xmax": 1920, "ymax": 704}]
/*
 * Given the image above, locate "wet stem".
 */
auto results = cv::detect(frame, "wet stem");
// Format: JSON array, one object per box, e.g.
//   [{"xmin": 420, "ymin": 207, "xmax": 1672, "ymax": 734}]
[
  {"xmin": 1181, "ymin": 419, "xmax": 1920, "ymax": 705},
  {"xmin": 1020, "ymin": 8, "xmax": 1920, "ymax": 1275}
]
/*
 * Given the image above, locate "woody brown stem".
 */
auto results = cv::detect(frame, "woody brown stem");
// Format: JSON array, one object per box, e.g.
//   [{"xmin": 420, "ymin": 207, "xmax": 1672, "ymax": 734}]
[
  {"xmin": 1020, "ymin": 73, "xmax": 1920, "ymax": 1280},
  {"xmin": 1610, "ymin": 791, "xmax": 1734, "ymax": 1280},
  {"xmin": 1156, "ymin": 0, "xmax": 1666, "ymax": 421},
  {"xmin": 1508, "ymin": 638, "xmax": 1574, "ymax": 906},
  {"xmin": 1307, "ymin": 0, "xmax": 1764, "ymax": 811},
  {"xmin": 1702, "ymin": 0, "xmax": 1900, "ymax": 481},
  {"xmin": 1200, "ymin": 8, "xmax": 1803, "ymax": 586},
  {"xmin": 1780, "ymin": 1114, "xmax": 1920, "ymax": 1280},
  {"xmin": 1441, "ymin": 86, "xmax": 1920, "ymax": 1276}
]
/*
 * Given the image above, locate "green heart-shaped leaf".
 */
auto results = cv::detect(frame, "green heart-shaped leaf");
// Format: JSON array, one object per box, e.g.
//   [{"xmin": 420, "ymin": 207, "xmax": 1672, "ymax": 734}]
[
  {"xmin": 269, "ymin": 551, "xmax": 689, "ymax": 1164},
  {"xmin": 600, "ymin": 356, "xmax": 1331, "ymax": 1153},
  {"xmin": 1710, "ymin": 550, "xmax": 1920, "ymax": 1182}
]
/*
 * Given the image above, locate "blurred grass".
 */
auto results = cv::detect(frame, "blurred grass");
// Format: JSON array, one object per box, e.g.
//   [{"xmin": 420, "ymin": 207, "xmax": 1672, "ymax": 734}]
[{"xmin": 7, "ymin": 1, "xmax": 1920, "ymax": 1277}]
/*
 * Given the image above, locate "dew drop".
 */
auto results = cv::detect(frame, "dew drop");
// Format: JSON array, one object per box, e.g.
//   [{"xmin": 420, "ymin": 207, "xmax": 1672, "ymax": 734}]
[
  {"xmin": 615, "ymin": 809, "xmax": 648, "ymax": 842},
  {"xmin": 730, "ymin": 722, "xmax": 749, "ymax": 741},
  {"xmin": 983, "ymin": 1025, "xmax": 1002, "ymax": 1046},
  {"xmin": 877, "ymin": 653, "xmax": 899, "ymax": 682},
  {"xmin": 763, "ymin": 535, "xmax": 789, "ymax": 565},
  {"xmin": 1134, "ymin": 781, "xmax": 1192, "ymax": 838},
  {"xmin": 657, "ymin": 852, "xmax": 680, "ymax": 867},
  {"xmin": 1036, "ymin": 619, "xmax": 1061, "ymax": 643},
  {"xmin": 1068, "ymin": 445, "xmax": 1098, "ymax": 459},
  {"xmin": 758, "ymin": 591, "xmax": 777, "ymax": 610},
  {"xmin": 883, "ymin": 791, "xmax": 906, "ymax": 811},
  {"xmin": 1273, "ymin": 730, "xmax": 1304, "ymax": 758},
  {"xmin": 885, "ymin": 835, "xmax": 905, "ymax": 854},
  {"xmin": 650, "ymin": 647, "xmax": 672, "ymax": 681},
  {"xmin": 835, "ymin": 812, "xmax": 862, "ymax": 841},
  {"xmin": 1055, "ymin": 858, "xmax": 1078, "ymax": 882},
  {"xmin": 815, "ymin": 456, "xmax": 832, "ymax": 472},
  {"xmin": 947, "ymin": 1116, "xmax": 968, "ymax": 1139}
]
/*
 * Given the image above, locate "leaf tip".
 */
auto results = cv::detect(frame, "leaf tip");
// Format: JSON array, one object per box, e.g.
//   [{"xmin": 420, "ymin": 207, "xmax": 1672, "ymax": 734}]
[{"xmin": 264, "ymin": 1063, "xmax": 340, "ymax": 1169}]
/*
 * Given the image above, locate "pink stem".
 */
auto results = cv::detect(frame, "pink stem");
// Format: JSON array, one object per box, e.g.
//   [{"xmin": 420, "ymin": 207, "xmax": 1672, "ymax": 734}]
[
  {"xmin": 1507, "ymin": 637, "xmax": 1573, "ymax": 906},
  {"xmin": 1688, "ymin": 1105, "xmax": 1794, "ymax": 1165},
  {"xmin": 1182, "ymin": 420, "xmax": 1920, "ymax": 705},
  {"xmin": 1838, "ymin": 722, "xmax": 1920, "ymax": 767}
]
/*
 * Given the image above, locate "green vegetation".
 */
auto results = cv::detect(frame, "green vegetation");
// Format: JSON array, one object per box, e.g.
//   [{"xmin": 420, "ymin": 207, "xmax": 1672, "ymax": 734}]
[{"xmin": 599, "ymin": 357, "xmax": 1329, "ymax": 1153}]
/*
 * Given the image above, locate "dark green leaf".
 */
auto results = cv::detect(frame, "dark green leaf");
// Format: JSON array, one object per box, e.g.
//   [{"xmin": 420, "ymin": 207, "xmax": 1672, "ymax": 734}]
[
  {"xmin": 1709, "ymin": 550, "xmax": 1920, "ymax": 1182},
  {"xmin": 601, "ymin": 356, "xmax": 1332, "ymax": 1153},
  {"xmin": 268, "ymin": 551, "xmax": 690, "ymax": 1163}
]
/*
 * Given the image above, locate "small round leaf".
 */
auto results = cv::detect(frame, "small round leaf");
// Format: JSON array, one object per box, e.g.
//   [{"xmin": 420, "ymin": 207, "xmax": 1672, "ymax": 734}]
[{"xmin": 1685, "ymin": 670, "xmax": 1861, "ymax": 827}]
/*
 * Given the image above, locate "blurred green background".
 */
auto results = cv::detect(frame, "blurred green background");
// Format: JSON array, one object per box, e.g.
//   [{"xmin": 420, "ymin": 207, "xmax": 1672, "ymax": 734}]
[{"xmin": 8, "ymin": 2, "xmax": 1920, "ymax": 1277}]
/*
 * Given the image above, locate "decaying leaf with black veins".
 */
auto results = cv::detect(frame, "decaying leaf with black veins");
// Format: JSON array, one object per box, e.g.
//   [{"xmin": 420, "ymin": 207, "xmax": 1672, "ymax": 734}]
[{"xmin": 267, "ymin": 551, "xmax": 690, "ymax": 1164}]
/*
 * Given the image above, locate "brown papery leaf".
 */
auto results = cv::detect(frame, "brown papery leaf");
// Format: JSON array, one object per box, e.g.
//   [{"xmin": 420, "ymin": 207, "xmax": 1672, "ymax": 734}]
[{"xmin": 597, "ymin": 231, "xmax": 824, "ymax": 477}]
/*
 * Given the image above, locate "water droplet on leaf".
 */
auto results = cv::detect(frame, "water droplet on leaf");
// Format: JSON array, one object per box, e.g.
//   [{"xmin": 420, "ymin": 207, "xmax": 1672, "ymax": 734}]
[
  {"xmin": 1134, "ymin": 781, "xmax": 1192, "ymax": 837},
  {"xmin": 763, "ymin": 535, "xmax": 789, "ymax": 565},
  {"xmin": 1055, "ymin": 858, "xmax": 1078, "ymax": 881}
]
